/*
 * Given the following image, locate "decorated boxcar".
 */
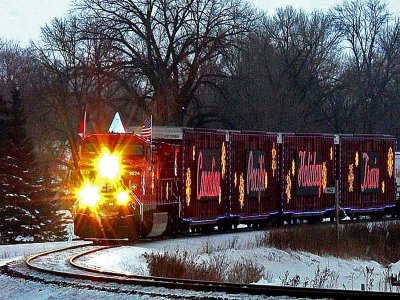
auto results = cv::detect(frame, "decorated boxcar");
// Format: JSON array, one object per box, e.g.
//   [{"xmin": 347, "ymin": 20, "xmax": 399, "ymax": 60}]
[
  {"xmin": 281, "ymin": 134, "xmax": 336, "ymax": 221},
  {"xmin": 181, "ymin": 129, "xmax": 228, "ymax": 230},
  {"xmin": 338, "ymin": 135, "xmax": 396, "ymax": 217},
  {"xmin": 229, "ymin": 131, "xmax": 280, "ymax": 226}
]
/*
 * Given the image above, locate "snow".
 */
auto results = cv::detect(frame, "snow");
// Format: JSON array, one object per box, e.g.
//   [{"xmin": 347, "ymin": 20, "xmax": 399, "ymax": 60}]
[
  {"xmin": 1, "ymin": 231, "xmax": 400, "ymax": 298},
  {"xmin": 79, "ymin": 231, "xmax": 400, "ymax": 293},
  {"xmin": 0, "ymin": 274, "xmax": 176, "ymax": 300},
  {"xmin": 0, "ymin": 240, "xmax": 89, "ymax": 267},
  {"xmin": 0, "ymin": 239, "xmax": 293, "ymax": 299}
]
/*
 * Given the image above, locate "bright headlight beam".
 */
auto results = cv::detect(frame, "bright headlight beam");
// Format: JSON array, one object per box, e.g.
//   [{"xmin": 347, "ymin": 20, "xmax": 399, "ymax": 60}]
[
  {"xmin": 117, "ymin": 191, "xmax": 129, "ymax": 205},
  {"xmin": 79, "ymin": 184, "xmax": 100, "ymax": 208},
  {"xmin": 98, "ymin": 153, "xmax": 120, "ymax": 180}
]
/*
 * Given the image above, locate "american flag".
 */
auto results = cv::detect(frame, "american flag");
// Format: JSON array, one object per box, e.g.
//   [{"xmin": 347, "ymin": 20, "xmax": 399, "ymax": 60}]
[{"xmin": 141, "ymin": 116, "xmax": 152, "ymax": 141}]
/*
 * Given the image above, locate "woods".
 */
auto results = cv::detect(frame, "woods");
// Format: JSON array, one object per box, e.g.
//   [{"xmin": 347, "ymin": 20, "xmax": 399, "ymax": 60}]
[{"xmin": 1, "ymin": 0, "xmax": 400, "ymax": 242}]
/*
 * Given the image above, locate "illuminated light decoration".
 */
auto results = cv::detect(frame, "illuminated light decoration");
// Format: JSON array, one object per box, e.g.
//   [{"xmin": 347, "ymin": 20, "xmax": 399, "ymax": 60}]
[
  {"xmin": 97, "ymin": 152, "xmax": 120, "ymax": 181},
  {"xmin": 388, "ymin": 147, "xmax": 394, "ymax": 178},
  {"xmin": 239, "ymin": 173, "xmax": 245, "ymax": 209},
  {"xmin": 221, "ymin": 142, "xmax": 226, "ymax": 179},
  {"xmin": 360, "ymin": 152, "xmax": 380, "ymax": 192},
  {"xmin": 265, "ymin": 171, "xmax": 268, "ymax": 189},
  {"xmin": 186, "ymin": 168, "xmax": 191, "ymax": 206},
  {"xmin": 79, "ymin": 184, "xmax": 100, "ymax": 208},
  {"xmin": 285, "ymin": 174, "xmax": 292, "ymax": 203},
  {"xmin": 108, "ymin": 112, "xmax": 126, "ymax": 133},
  {"xmin": 142, "ymin": 174, "xmax": 146, "ymax": 195},
  {"xmin": 196, "ymin": 151, "xmax": 221, "ymax": 200},
  {"xmin": 247, "ymin": 151, "xmax": 268, "ymax": 202},
  {"xmin": 322, "ymin": 162, "xmax": 327, "ymax": 189},
  {"xmin": 330, "ymin": 147, "xmax": 333, "ymax": 161},
  {"xmin": 218, "ymin": 188, "xmax": 222, "ymax": 204},
  {"xmin": 174, "ymin": 149, "xmax": 178, "ymax": 176},
  {"xmin": 382, "ymin": 181, "xmax": 385, "ymax": 194},
  {"xmin": 116, "ymin": 191, "xmax": 129, "ymax": 205},
  {"xmin": 192, "ymin": 146, "xmax": 196, "ymax": 161},
  {"xmin": 292, "ymin": 159, "xmax": 295, "ymax": 176},
  {"xmin": 348, "ymin": 164, "xmax": 354, "ymax": 192},
  {"xmin": 272, "ymin": 143, "xmax": 277, "ymax": 177},
  {"xmin": 355, "ymin": 152, "xmax": 359, "ymax": 167},
  {"xmin": 234, "ymin": 172, "xmax": 238, "ymax": 188},
  {"xmin": 151, "ymin": 170, "xmax": 155, "ymax": 193},
  {"xmin": 166, "ymin": 182, "xmax": 169, "ymax": 200},
  {"xmin": 297, "ymin": 151, "xmax": 324, "ymax": 198}
]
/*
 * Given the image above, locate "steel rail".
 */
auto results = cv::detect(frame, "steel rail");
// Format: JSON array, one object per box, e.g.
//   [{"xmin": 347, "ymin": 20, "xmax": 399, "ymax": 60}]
[
  {"xmin": 25, "ymin": 243, "xmax": 111, "ymax": 276},
  {"xmin": 67, "ymin": 246, "xmax": 400, "ymax": 299}
]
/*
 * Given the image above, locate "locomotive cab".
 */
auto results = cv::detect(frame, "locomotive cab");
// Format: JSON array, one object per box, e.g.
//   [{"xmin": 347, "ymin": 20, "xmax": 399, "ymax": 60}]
[{"xmin": 74, "ymin": 133, "xmax": 149, "ymax": 240}]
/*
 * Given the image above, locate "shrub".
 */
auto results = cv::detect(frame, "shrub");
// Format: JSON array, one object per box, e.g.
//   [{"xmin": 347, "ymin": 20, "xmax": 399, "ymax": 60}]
[
  {"xmin": 261, "ymin": 222, "xmax": 400, "ymax": 264},
  {"xmin": 143, "ymin": 248, "xmax": 265, "ymax": 284}
]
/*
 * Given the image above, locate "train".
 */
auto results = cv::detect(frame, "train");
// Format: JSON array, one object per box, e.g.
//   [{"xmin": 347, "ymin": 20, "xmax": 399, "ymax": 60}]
[{"xmin": 73, "ymin": 127, "xmax": 397, "ymax": 240}]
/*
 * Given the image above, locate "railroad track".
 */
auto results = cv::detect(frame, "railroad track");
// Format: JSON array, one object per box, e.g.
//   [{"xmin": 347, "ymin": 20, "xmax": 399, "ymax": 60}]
[{"xmin": 0, "ymin": 241, "xmax": 391, "ymax": 299}]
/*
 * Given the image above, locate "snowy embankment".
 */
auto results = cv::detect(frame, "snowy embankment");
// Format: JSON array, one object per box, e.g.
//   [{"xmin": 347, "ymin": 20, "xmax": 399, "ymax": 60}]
[{"xmin": 79, "ymin": 231, "xmax": 400, "ymax": 293}]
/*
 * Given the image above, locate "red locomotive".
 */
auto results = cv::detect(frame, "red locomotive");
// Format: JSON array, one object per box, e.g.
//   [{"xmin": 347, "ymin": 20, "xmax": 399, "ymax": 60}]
[{"xmin": 74, "ymin": 128, "xmax": 397, "ymax": 240}]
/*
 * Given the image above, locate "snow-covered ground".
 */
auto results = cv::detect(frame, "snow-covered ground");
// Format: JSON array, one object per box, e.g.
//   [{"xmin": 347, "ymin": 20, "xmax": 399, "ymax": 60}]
[
  {"xmin": 1, "ymin": 230, "xmax": 400, "ymax": 298},
  {"xmin": 80, "ymin": 231, "xmax": 400, "ymax": 293}
]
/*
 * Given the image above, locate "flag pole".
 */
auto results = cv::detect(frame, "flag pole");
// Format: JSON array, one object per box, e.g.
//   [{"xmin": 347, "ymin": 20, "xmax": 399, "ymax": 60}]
[
  {"xmin": 150, "ymin": 115, "xmax": 153, "ymax": 160},
  {"xmin": 150, "ymin": 115, "xmax": 153, "ymax": 144},
  {"xmin": 83, "ymin": 110, "xmax": 86, "ymax": 138}
]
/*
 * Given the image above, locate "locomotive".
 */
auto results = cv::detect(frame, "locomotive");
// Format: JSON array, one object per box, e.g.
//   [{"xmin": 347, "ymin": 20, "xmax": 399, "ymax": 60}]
[{"xmin": 73, "ymin": 127, "xmax": 397, "ymax": 240}]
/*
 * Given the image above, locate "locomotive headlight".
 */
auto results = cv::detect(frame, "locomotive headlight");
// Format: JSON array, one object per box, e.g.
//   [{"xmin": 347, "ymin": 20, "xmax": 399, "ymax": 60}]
[
  {"xmin": 97, "ymin": 153, "xmax": 120, "ymax": 180},
  {"xmin": 79, "ymin": 184, "xmax": 100, "ymax": 208},
  {"xmin": 116, "ymin": 191, "xmax": 129, "ymax": 205}
]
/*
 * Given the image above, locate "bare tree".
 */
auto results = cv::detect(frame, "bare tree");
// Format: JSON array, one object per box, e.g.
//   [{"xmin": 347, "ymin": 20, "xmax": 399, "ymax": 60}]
[
  {"xmin": 330, "ymin": 0, "xmax": 400, "ymax": 134},
  {"xmin": 75, "ymin": 0, "xmax": 257, "ymax": 125},
  {"xmin": 212, "ymin": 7, "xmax": 340, "ymax": 132},
  {"xmin": 29, "ymin": 16, "xmax": 123, "ymax": 182}
]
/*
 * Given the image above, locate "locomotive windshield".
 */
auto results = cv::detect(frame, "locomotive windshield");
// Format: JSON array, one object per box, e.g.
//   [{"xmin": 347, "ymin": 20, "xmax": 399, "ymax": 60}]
[
  {"xmin": 83, "ymin": 142, "xmax": 100, "ymax": 154},
  {"xmin": 115, "ymin": 143, "xmax": 144, "ymax": 156}
]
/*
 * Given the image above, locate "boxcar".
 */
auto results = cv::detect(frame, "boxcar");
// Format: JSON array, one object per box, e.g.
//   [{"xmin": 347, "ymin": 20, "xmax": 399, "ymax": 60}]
[
  {"xmin": 181, "ymin": 129, "xmax": 229, "ymax": 229},
  {"xmin": 229, "ymin": 131, "xmax": 280, "ymax": 225},
  {"xmin": 338, "ymin": 135, "xmax": 396, "ymax": 217},
  {"xmin": 281, "ymin": 134, "xmax": 336, "ymax": 220}
]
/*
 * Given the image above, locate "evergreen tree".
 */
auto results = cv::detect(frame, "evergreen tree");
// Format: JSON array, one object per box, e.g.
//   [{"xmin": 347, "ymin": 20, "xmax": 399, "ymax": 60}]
[
  {"xmin": 0, "ymin": 83, "xmax": 66, "ymax": 243},
  {"xmin": 34, "ymin": 175, "xmax": 68, "ymax": 241}
]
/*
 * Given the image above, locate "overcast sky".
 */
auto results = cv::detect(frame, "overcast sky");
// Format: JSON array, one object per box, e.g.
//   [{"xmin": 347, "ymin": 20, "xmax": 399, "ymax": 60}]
[{"xmin": 1, "ymin": 0, "xmax": 400, "ymax": 45}]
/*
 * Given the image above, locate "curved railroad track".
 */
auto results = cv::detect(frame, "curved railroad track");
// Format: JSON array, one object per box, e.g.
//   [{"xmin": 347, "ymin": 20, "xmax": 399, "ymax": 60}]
[{"xmin": 0, "ymin": 241, "xmax": 394, "ymax": 299}]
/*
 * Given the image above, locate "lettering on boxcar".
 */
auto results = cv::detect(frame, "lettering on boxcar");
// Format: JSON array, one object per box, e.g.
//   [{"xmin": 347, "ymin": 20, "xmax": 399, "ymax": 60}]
[
  {"xmin": 196, "ymin": 150, "xmax": 221, "ymax": 200},
  {"xmin": 246, "ymin": 151, "xmax": 268, "ymax": 202},
  {"xmin": 360, "ymin": 152, "xmax": 379, "ymax": 193},
  {"xmin": 296, "ymin": 151, "xmax": 324, "ymax": 197}
]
